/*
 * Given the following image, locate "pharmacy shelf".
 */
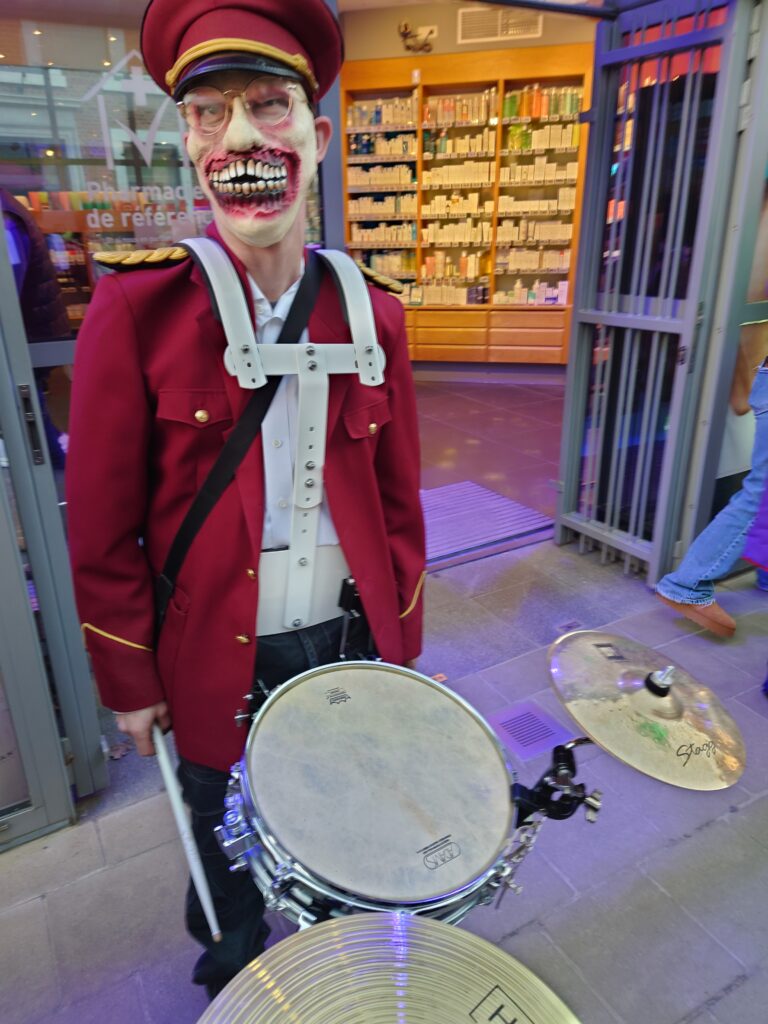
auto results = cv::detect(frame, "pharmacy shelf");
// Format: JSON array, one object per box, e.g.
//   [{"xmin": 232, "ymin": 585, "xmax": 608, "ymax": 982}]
[
  {"xmin": 494, "ymin": 267, "xmax": 570, "ymax": 275},
  {"xmin": 347, "ymin": 213, "xmax": 416, "ymax": 221},
  {"xmin": 502, "ymin": 114, "xmax": 579, "ymax": 125},
  {"xmin": 421, "ymin": 241, "xmax": 490, "ymax": 248},
  {"xmin": 421, "ymin": 181, "xmax": 496, "ymax": 190},
  {"xmin": 423, "ymin": 151, "xmax": 496, "ymax": 160},
  {"xmin": 421, "ymin": 213, "xmax": 493, "ymax": 220},
  {"xmin": 348, "ymin": 242, "xmax": 418, "ymax": 249},
  {"xmin": 347, "ymin": 185, "xmax": 418, "ymax": 193},
  {"xmin": 348, "ymin": 154, "xmax": 417, "ymax": 164},
  {"xmin": 500, "ymin": 147, "xmax": 579, "ymax": 156},
  {"xmin": 346, "ymin": 124, "xmax": 417, "ymax": 133},
  {"xmin": 498, "ymin": 181, "xmax": 578, "ymax": 188}
]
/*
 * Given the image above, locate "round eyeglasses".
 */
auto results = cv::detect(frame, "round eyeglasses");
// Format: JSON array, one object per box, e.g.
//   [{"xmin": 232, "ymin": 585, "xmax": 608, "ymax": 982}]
[{"xmin": 177, "ymin": 78, "xmax": 300, "ymax": 135}]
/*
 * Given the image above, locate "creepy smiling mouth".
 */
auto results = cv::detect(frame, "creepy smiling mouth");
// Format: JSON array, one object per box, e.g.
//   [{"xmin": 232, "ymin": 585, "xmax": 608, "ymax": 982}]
[{"xmin": 209, "ymin": 154, "xmax": 290, "ymax": 205}]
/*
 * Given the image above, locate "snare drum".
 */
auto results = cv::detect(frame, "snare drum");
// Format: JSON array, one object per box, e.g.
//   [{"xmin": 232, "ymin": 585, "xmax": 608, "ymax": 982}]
[{"xmin": 216, "ymin": 662, "xmax": 518, "ymax": 927}]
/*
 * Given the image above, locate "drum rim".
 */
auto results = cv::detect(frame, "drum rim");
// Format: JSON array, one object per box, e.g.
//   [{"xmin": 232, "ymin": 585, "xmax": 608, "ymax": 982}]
[{"xmin": 241, "ymin": 660, "xmax": 517, "ymax": 908}]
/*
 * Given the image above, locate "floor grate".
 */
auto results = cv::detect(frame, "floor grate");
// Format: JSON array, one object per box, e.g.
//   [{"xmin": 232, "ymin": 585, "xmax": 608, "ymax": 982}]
[
  {"xmin": 486, "ymin": 700, "xmax": 576, "ymax": 761},
  {"xmin": 421, "ymin": 481, "xmax": 553, "ymax": 571}
]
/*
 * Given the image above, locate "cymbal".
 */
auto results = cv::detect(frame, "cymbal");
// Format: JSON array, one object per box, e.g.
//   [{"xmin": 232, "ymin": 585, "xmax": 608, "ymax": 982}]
[
  {"xmin": 548, "ymin": 631, "xmax": 746, "ymax": 790},
  {"xmin": 198, "ymin": 912, "xmax": 581, "ymax": 1024}
]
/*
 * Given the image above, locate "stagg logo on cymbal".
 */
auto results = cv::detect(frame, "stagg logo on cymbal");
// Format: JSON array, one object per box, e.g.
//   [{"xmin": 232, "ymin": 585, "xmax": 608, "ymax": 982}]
[{"xmin": 418, "ymin": 834, "xmax": 462, "ymax": 869}]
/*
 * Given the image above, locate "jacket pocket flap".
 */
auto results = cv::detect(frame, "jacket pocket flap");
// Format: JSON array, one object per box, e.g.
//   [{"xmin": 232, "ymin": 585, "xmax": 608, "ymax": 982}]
[
  {"xmin": 156, "ymin": 390, "xmax": 232, "ymax": 428},
  {"xmin": 343, "ymin": 396, "xmax": 392, "ymax": 439}
]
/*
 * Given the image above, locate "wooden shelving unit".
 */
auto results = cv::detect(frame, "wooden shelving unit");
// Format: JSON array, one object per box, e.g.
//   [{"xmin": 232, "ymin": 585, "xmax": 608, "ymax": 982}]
[{"xmin": 341, "ymin": 43, "xmax": 593, "ymax": 364}]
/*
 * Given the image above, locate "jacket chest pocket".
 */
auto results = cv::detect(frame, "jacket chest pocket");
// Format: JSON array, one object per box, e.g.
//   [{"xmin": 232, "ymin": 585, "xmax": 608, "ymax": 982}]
[
  {"xmin": 342, "ymin": 395, "xmax": 392, "ymax": 447},
  {"xmin": 155, "ymin": 389, "xmax": 233, "ymax": 491}
]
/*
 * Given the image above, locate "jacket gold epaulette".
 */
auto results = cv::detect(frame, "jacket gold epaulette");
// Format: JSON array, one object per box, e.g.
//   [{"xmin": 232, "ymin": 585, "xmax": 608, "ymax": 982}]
[
  {"xmin": 92, "ymin": 247, "xmax": 191, "ymax": 271},
  {"xmin": 354, "ymin": 261, "xmax": 404, "ymax": 295}
]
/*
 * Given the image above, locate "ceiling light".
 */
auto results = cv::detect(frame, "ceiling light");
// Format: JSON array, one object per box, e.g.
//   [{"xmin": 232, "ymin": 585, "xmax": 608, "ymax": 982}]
[
  {"xmin": 109, "ymin": 35, "xmax": 117, "ymax": 42},
  {"xmin": 31, "ymin": 111, "xmax": 38, "ymax": 117},
  {"xmin": 33, "ymin": 29, "xmax": 42, "ymax": 36},
  {"xmin": 103, "ymin": 60, "xmax": 112, "ymax": 67},
  {"xmin": 45, "ymin": 148, "xmax": 55, "ymax": 157},
  {"xmin": 0, "ymin": 54, "xmax": 6, "ymax": 59},
  {"xmin": 47, "ymin": 61, "xmax": 54, "ymax": 67}
]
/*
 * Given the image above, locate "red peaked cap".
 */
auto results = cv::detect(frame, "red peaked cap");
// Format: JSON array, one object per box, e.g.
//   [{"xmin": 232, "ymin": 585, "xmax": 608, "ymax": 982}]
[{"xmin": 140, "ymin": 0, "xmax": 344, "ymax": 100}]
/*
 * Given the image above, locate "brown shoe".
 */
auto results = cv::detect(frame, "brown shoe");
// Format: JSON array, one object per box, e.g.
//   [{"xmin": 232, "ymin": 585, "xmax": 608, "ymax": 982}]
[{"xmin": 656, "ymin": 594, "xmax": 736, "ymax": 638}]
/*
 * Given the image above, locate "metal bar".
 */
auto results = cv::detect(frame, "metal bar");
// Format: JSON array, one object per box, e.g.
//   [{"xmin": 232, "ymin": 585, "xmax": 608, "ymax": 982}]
[
  {"xmin": 739, "ymin": 301, "xmax": 768, "ymax": 325},
  {"xmin": 627, "ymin": 56, "xmax": 665, "ymax": 310},
  {"xmin": 558, "ymin": 511, "xmax": 653, "ymax": 561},
  {"xmin": 636, "ymin": 68, "xmax": 672, "ymax": 308},
  {"xmin": 637, "ymin": 333, "xmax": 668, "ymax": 542},
  {"xmin": 27, "ymin": 340, "xmax": 76, "ymax": 368},
  {"xmin": 628, "ymin": 330, "xmax": 661, "ymax": 537},
  {"xmin": 600, "ymin": 62, "xmax": 635, "ymax": 312},
  {"xmin": 655, "ymin": 46, "xmax": 697, "ymax": 312},
  {"xmin": 607, "ymin": 62, "xmax": 642, "ymax": 314},
  {"xmin": 612, "ymin": 330, "xmax": 641, "ymax": 531},
  {"xmin": 581, "ymin": 325, "xmax": 608, "ymax": 521},
  {"xmin": 599, "ymin": 26, "xmax": 728, "ymax": 68},
  {"xmin": 577, "ymin": 310, "xmax": 683, "ymax": 331},
  {"xmin": 589, "ymin": 325, "xmax": 616, "ymax": 523},
  {"xmin": 480, "ymin": 0, "xmax": 617, "ymax": 20},
  {"xmin": 658, "ymin": 47, "xmax": 704, "ymax": 313},
  {"xmin": 603, "ymin": 327, "xmax": 632, "ymax": 527}
]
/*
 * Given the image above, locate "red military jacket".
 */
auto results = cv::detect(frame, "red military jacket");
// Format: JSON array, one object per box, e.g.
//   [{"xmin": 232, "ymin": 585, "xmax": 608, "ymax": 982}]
[{"xmin": 66, "ymin": 226, "xmax": 426, "ymax": 771}]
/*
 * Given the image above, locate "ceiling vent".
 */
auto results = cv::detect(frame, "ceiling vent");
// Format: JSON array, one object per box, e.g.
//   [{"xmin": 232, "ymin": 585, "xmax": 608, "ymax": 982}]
[{"xmin": 457, "ymin": 6, "xmax": 543, "ymax": 45}]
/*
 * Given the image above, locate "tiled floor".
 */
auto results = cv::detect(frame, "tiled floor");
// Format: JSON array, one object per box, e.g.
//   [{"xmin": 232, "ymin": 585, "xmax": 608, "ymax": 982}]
[{"xmin": 2, "ymin": 369, "xmax": 767, "ymax": 1024}]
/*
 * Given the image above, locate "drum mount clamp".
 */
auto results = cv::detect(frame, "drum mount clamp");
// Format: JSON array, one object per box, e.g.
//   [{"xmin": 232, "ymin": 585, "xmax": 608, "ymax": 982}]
[{"xmin": 513, "ymin": 738, "xmax": 602, "ymax": 827}]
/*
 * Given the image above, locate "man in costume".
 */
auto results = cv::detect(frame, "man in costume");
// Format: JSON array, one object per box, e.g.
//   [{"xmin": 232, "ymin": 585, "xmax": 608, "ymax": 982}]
[{"xmin": 66, "ymin": 0, "xmax": 425, "ymax": 997}]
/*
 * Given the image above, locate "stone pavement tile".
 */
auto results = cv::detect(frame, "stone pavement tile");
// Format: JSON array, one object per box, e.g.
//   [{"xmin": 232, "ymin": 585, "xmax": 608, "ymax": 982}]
[
  {"xmin": 687, "ymin": 1012, "xmax": 724, "ymax": 1024},
  {"xmin": 642, "ymin": 819, "xmax": 768, "ymax": 970},
  {"xmin": 539, "ymin": 870, "xmax": 744, "ymax": 1024},
  {"xmin": 418, "ymin": 597, "xmax": 535, "ymax": 679},
  {"xmin": 96, "ymin": 793, "xmax": 179, "ymax": 866},
  {"xmin": 429, "ymin": 549, "xmax": 538, "ymax": 599},
  {"xmin": 0, "ymin": 899, "xmax": 59, "ymax": 1024},
  {"xmin": 734, "ymin": 685, "xmax": 768, "ymax": 721},
  {"xmin": 475, "ymin": 576, "xmax": 618, "ymax": 649},
  {"xmin": 30, "ymin": 977, "xmax": 145, "ymax": 1024},
  {"xmin": 0, "ymin": 820, "xmax": 104, "ymax": 909},
  {"xmin": 46, "ymin": 838, "xmax": 191, "ymax": 1003},
  {"xmin": 709, "ymin": 964, "xmax": 768, "ymax": 1024},
  {"xmin": 654, "ymin": 631, "xmax": 758, "ymax": 700},
  {"xmin": 498, "ymin": 922, "xmax": 625, "ymax": 1024},
  {"xmin": 725, "ymin": 794, "xmax": 768, "ymax": 852},
  {"xmin": 509, "ymin": 542, "xmax": 658, "ymax": 616},
  {"xmin": 462, "ymin": 848, "xmax": 576, "ymax": 945},
  {"xmin": 611, "ymin": 605, "xmax": 704, "ymax": 646},
  {"xmin": 715, "ymin": 577, "xmax": 768, "ymax": 617},
  {"xmin": 723, "ymin": 699, "xmax": 768, "ymax": 796},
  {"xmin": 446, "ymin": 672, "xmax": 510, "ymax": 718},
  {"xmin": 137, "ymin": 946, "xmax": 209, "ymax": 1024},
  {"xmin": 480, "ymin": 645, "xmax": 553, "ymax": 702},
  {"xmin": 580, "ymin": 751, "xmax": 751, "ymax": 844},
  {"xmin": 532, "ymin": 771, "xmax": 663, "ymax": 895},
  {"xmin": 710, "ymin": 612, "xmax": 768, "ymax": 680}
]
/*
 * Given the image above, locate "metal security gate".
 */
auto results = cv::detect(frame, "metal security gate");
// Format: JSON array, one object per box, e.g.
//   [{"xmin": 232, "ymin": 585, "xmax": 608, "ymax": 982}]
[{"xmin": 556, "ymin": 0, "xmax": 757, "ymax": 582}]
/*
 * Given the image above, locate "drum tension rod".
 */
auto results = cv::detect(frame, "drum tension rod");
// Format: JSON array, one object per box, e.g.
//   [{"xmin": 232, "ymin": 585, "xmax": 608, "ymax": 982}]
[{"xmin": 512, "ymin": 741, "xmax": 602, "ymax": 827}]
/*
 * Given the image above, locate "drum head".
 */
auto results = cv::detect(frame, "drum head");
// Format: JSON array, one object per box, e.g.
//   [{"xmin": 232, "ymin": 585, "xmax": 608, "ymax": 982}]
[{"xmin": 245, "ymin": 663, "xmax": 513, "ymax": 904}]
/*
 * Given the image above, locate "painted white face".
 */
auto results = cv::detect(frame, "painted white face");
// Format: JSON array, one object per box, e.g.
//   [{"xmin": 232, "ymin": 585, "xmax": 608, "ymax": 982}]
[{"xmin": 183, "ymin": 72, "xmax": 329, "ymax": 249}]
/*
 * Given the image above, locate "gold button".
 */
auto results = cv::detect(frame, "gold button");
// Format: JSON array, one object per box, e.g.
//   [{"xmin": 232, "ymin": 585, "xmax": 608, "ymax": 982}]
[
  {"xmin": 368, "ymin": 422, "xmax": 378, "ymax": 436},
  {"xmin": 235, "ymin": 633, "xmax": 251, "ymax": 645},
  {"xmin": 246, "ymin": 568, "xmax": 257, "ymax": 580},
  {"xmin": 194, "ymin": 409, "xmax": 210, "ymax": 424}
]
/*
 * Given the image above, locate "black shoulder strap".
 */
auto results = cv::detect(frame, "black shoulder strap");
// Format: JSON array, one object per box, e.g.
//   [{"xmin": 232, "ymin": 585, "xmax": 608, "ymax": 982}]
[{"xmin": 154, "ymin": 249, "xmax": 324, "ymax": 640}]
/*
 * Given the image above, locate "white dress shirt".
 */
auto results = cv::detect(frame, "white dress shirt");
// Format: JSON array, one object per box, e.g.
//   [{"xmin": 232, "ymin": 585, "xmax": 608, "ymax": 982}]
[{"xmin": 247, "ymin": 272, "xmax": 341, "ymax": 551}]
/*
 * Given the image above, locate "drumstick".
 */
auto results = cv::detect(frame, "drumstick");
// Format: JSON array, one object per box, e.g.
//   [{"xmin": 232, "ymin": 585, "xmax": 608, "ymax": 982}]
[{"xmin": 152, "ymin": 724, "xmax": 222, "ymax": 943}]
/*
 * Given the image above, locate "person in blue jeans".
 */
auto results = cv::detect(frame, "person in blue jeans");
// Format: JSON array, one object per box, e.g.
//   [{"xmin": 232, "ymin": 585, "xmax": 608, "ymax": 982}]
[{"xmin": 656, "ymin": 360, "xmax": 768, "ymax": 637}]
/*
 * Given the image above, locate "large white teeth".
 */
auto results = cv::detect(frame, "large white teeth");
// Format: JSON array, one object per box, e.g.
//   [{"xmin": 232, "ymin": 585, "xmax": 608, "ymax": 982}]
[{"xmin": 247, "ymin": 158, "xmax": 256, "ymax": 176}]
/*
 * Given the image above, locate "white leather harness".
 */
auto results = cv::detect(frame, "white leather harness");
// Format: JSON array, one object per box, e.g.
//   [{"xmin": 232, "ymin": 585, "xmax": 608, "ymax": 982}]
[{"xmin": 182, "ymin": 238, "xmax": 386, "ymax": 634}]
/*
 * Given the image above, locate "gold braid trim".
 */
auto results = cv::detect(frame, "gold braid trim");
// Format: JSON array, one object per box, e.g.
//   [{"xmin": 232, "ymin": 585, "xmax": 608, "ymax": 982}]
[
  {"xmin": 81, "ymin": 623, "xmax": 153, "ymax": 652},
  {"xmin": 355, "ymin": 262, "xmax": 405, "ymax": 295},
  {"xmin": 166, "ymin": 39, "xmax": 318, "ymax": 94},
  {"xmin": 399, "ymin": 571, "xmax": 426, "ymax": 620},
  {"xmin": 93, "ymin": 247, "xmax": 190, "ymax": 270}
]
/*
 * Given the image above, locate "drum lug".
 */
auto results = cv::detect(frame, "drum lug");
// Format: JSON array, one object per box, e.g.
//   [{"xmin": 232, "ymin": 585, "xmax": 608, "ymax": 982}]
[{"xmin": 215, "ymin": 810, "xmax": 258, "ymax": 863}]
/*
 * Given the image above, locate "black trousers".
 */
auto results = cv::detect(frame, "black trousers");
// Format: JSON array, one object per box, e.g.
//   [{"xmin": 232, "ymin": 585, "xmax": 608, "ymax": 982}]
[{"xmin": 177, "ymin": 613, "xmax": 372, "ymax": 995}]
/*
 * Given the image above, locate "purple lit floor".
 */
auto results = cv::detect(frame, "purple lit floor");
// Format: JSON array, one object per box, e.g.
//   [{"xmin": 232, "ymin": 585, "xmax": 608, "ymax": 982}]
[{"xmin": 3, "ymin": 368, "xmax": 767, "ymax": 1024}]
